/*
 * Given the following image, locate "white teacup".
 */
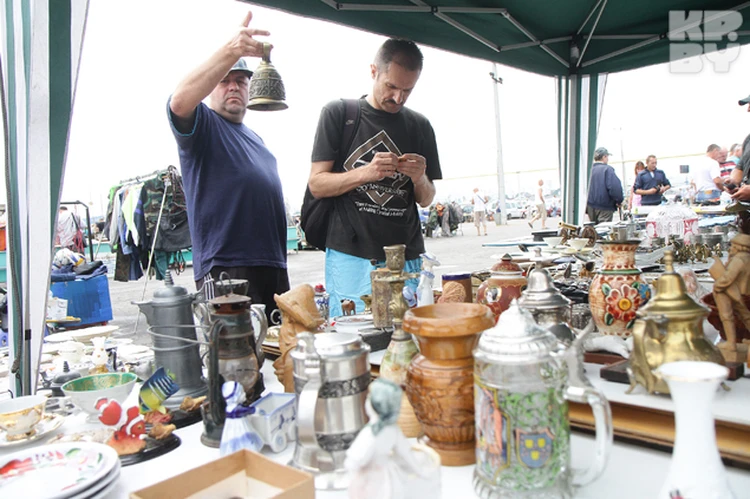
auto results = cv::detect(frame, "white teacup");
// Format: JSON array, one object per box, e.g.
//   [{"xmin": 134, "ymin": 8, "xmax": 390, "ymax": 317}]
[
  {"xmin": 58, "ymin": 341, "xmax": 85, "ymax": 365},
  {"xmin": 0, "ymin": 395, "xmax": 47, "ymax": 440}
]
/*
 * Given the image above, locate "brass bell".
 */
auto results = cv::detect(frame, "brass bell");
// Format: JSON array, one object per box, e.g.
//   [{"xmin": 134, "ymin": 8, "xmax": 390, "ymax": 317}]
[{"xmin": 247, "ymin": 42, "xmax": 288, "ymax": 111}]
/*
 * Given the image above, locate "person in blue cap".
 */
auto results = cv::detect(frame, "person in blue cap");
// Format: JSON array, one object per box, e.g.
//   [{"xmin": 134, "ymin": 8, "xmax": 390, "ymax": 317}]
[
  {"xmin": 166, "ymin": 11, "xmax": 289, "ymax": 321},
  {"xmin": 586, "ymin": 147, "xmax": 624, "ymax": 223}
]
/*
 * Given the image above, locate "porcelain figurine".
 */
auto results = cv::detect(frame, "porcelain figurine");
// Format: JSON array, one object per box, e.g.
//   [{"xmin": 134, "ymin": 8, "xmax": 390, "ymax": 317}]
[
  {"xmin": 139, "ymin": 367, "xmax": 180, "ymax": 414},
  {"xmin": 273, "ymin": 284, "xmax": 325, "ymax": 392},
  {"xmin": 220, "ymin": 380, "xmax": 262, "ymax": 456},
  {"xmin": 417, "ymin": 252, "xmax": 440, "ymax": 307},
  {"xmin": 96, "ymin": 398, "xmax": 147, "ymax": 456},
  {"xmin": 345, "ymin": 379, "xmax": 441, "ymax": 499},
  {"xmin": 90, "ymin": 337, "xmax": 109, "ymax": 374},
  {"xmin": 709, "ymin": 233, "xmax": 750, "ymax": 363}
]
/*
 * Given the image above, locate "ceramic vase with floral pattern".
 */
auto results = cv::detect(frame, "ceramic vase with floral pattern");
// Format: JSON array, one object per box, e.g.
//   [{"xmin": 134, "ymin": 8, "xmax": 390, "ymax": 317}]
[{"xmin": 589, "ymin": 241, "xmax": 650, "ymax": 337}]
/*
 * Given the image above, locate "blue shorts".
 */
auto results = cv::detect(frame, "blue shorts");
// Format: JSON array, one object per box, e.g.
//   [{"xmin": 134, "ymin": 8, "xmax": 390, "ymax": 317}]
[{"xmin": 325, "ymin": 248, "xmax": 421, "ymax": 317}]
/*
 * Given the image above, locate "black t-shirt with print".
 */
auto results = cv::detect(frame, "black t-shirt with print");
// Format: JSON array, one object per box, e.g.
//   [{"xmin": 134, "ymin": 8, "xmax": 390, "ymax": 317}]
[{"xmin": 311, "ymin": 98, "xmax": 442, "ymax": 261}]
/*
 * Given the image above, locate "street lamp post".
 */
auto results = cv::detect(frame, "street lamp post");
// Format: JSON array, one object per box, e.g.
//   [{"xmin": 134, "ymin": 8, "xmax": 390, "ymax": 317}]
[{"xmin": 490, "ymin": 64, "xmax": 507, "ymax": 225}]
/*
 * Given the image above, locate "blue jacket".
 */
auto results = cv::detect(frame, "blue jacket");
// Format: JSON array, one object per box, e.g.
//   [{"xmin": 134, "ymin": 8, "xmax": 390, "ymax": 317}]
[
  {"xmin": 634, "ymin": 169, "xmax": 671, "ymax": 206},
  {"xmin": 586, "ymin": 162, "xmax": 624, "ymax": 211}
]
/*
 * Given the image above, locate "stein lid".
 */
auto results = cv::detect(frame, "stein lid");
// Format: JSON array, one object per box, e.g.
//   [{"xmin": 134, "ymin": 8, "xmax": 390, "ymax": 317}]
[
  {"xmin": 518, "ymin": 266, "xmax": 571, "ymax": 311},
  {"xmin": 474, "ymin": 300, "xmax": 561, "ymax": 363},
  {"xmin": 291, "ymin": 332, "xmax": 369, "ymax": 361},
  {"xmin": 637, "ymin": 251, "xmax": 708, "ymax": 319}
]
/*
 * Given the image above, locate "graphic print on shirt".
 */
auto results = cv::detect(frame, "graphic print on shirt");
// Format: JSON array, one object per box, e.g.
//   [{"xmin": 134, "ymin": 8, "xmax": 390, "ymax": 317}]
[{"xmin": 343, "ymin": 130, "xmax": 410, "ymax": 217}]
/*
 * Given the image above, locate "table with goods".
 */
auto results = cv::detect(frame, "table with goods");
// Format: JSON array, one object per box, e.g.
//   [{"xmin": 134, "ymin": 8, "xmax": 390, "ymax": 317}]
[{"xmin": 1, "ymin": 222, "xmax": 750, "ymax": 498}]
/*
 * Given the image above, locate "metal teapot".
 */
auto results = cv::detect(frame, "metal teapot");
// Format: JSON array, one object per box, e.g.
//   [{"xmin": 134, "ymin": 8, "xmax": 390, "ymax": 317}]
[
  {"xmin": 473, "ymin": 301, "xmax": 612, "ymax": 498},
  {"xmin": 291, "ymin": 332, "xmax": 371, "ymax": 490},
  {"xmin": 517, "ymin": 264, "xmax": 576, "ymax": 344},
  {"xmin": 133, "ymin": 272, "xmax": 207, "ymax": 408},
  {"xmin": 627, "ymin": 251, "xmax": 725, "ymax": 394}
]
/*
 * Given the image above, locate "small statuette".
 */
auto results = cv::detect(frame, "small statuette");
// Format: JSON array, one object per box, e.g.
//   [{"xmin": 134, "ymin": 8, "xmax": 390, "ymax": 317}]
[{"xmin": 345, "ymin": 379, "xmax": 440, "ymax": 499}]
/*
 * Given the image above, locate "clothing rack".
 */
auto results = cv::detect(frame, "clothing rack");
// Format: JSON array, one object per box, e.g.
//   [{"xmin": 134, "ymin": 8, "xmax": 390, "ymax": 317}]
[{"xmin": 117, "ymin": 165, "xmax": 177, "ymax": 187}]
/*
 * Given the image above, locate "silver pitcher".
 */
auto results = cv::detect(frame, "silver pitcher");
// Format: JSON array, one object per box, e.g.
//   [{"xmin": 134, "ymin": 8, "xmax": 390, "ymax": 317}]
[
  {"xmin": 134, "ymin": 273, "xmax": 206, "ymax": 408},
  {"xmin": 291, "ymin": 332, "xmax": 371, "ymax": 490}
]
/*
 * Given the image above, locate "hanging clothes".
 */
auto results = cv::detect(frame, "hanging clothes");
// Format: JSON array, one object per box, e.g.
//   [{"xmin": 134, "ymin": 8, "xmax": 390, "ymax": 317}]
[{"xmin": 105, "ymin": 167, "xmax": 191, "ymax": 282}]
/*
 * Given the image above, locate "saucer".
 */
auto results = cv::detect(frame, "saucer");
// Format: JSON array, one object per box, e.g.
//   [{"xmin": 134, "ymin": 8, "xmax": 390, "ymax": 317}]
[
  {"xmin": 0, "ymin": 413, "xmax": 64, "ymax": 447},
  {"xmin": 562, "ymin": 247, "xmax": 594, "ymax": 255}
]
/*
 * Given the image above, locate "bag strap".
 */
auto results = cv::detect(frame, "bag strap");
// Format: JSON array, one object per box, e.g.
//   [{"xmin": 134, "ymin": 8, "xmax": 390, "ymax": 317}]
[{"xmin": 333, "ymin": 99, "xmax": 361, "ymax": 240}]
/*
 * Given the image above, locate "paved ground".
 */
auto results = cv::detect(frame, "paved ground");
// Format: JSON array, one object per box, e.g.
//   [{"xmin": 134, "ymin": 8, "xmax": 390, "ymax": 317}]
[{"xmin": 108, "ymin": 216, "xmax": 561, "ymax": 344}]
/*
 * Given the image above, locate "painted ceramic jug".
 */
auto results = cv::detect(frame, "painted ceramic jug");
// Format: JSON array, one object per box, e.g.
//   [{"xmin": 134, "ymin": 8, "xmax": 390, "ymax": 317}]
[
  {"xmin": 403, "ymin": 303, "xmax": 495, "ymax": 466},
  {"xmin": 588, "ymin": 240, "xmax": 651, "ymax": 337},
  {"xmin": 473, "ymin": 301, "xmax": 612, "ymax": 498},
  {"xmin": 476, "ymin": 254, "xmax": 527, "ymax": 323}
]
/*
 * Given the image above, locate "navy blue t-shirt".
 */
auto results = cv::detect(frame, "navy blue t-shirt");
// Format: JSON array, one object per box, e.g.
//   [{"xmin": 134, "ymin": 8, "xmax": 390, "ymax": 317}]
[{"xmin": 167, "ymin": 100, "xmax": 287, "ymax": 280}]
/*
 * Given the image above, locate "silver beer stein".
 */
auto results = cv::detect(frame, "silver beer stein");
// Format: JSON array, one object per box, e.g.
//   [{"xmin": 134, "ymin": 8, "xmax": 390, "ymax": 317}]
[{"xmin": 291, "ymin": 332, "xmax": 371, "ymax": 490}]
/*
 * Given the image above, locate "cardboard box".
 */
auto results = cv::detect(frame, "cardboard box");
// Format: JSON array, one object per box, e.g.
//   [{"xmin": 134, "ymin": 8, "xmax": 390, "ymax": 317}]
[{"xmin": 130, "ymin": 450, "xmax": 315, "ymax": 499}]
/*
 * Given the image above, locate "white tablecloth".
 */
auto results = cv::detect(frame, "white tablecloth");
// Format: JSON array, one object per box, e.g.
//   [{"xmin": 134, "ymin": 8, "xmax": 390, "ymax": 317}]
[{"xmin": 3, "ymin": 361, "xmax": 750, "ymax": 498}]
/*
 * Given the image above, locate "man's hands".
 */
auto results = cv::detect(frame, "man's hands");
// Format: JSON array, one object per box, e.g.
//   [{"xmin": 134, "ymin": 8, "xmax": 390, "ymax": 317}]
[
  {"xmin": 227, "ymin": 11, "xmax": 270, "ymax": 59},
  {"xmin": 361, "ymin": 152, "xmax": 428, "ymax": 183},
  {"xmin": 396, "ymin": 154, "xmax": 428, "ymax": 184}
]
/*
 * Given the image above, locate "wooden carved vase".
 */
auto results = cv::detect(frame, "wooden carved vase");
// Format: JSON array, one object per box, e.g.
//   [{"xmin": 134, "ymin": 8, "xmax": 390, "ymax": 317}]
[
  {"xmin": 589, "ymin": 241, "xmax": 651, "ymax": 337},
  {"xmin": 402, "ymin": 303, "xmax": 495, "ymax": 466}
]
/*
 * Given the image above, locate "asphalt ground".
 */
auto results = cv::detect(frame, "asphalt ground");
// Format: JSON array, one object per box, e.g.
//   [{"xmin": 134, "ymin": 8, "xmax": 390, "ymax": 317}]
[{"xmin": 108, "ymin": 216, "xmax": 560, "ymax": 344}]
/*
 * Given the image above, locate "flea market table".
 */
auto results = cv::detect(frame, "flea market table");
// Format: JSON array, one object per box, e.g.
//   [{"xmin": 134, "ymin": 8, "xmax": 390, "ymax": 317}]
[{"xmin": 3, "ymin": 362, "xmax": 749, "ymax": 498}]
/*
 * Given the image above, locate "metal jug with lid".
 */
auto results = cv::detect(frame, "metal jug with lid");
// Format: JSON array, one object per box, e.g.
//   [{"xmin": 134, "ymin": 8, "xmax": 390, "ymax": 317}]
[
  {"xmin": 473, "ymin": 301, "xmax": 612, "ymax": 498},
  {"xmin": 291, "ymin": 332, "xmax": 371, "ymax": 490},
  {"xmin": 518, "ymin": 265, "xmax": 576, "ymax": 344},
  {"xmin": 134, "ymin": 272, "xmax": 206, "ymax": 408}
]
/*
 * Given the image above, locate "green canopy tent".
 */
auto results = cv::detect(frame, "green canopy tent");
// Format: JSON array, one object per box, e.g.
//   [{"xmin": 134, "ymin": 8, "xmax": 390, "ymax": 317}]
[
  {"xmin": 245, "ymin": 0, "xmax": 750, "ymax": 222},
  {"xmin": 1, "ymin": 0, "xmax": 89, "ymax": 395}
]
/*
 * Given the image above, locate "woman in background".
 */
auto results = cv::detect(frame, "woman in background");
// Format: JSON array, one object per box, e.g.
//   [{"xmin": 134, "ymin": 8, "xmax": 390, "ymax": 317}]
[{"xmin": 628, "ymin": 161, "xmax": 646, "ymax": 210}]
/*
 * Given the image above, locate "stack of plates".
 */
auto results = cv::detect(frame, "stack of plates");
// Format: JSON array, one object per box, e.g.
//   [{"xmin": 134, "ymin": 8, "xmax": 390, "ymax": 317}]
[{"xmin": 0, "ymin": 442, "xmax": 120, "ymax": 498}]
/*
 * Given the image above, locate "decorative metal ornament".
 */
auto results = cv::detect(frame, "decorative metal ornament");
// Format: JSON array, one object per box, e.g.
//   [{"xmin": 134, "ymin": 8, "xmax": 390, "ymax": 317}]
[{"xmin": 247, "ymin": 43, "xmax": 288, "ymax": 111}]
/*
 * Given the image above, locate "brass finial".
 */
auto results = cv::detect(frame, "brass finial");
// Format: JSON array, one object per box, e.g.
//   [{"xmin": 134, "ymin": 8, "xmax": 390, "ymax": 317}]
[{"xmin": 663, "ymin": 250, "xmax": 674, "ymax": 272}]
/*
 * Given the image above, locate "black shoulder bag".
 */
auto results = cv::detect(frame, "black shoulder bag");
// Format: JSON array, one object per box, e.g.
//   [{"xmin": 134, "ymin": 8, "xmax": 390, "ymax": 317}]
[{"xmin": 300, "ymin": 99, "xmax": 361, "ymax": 250}]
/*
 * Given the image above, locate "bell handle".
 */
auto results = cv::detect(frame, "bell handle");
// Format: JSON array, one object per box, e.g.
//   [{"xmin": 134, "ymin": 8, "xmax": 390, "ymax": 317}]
[
  {"xmin": 262, "ymin": 42, "xmax": 272, "ymax": 62},
  {"xmin": 566, "ymin": 385, "xmax": 613, "ymax": 488},
  {"xmin": 250, "ymin": 306, "xmax": 268, "ymax": 366}
]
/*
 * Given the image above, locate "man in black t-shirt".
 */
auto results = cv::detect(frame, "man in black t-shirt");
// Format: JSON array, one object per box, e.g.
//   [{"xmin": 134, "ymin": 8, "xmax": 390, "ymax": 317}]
[{"xmin": 308, "ymin": 38, "xmax": 442, "ymax": 317}]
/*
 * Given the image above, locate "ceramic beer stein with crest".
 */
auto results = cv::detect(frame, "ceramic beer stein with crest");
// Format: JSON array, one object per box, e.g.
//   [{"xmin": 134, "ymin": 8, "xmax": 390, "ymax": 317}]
[{"xmin": 473, "ymin": 301, "xmax": 612, "ymax": 498}]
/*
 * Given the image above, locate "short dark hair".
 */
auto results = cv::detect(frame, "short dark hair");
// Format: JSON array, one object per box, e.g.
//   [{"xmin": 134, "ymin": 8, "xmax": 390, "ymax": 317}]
[
  {"xmin": 374, "ymin": 38, "xmax": 423, "ymax": 72},
  {"xmin": 707, "ymin": 144, "xmax": 720, "ymax": 153}
]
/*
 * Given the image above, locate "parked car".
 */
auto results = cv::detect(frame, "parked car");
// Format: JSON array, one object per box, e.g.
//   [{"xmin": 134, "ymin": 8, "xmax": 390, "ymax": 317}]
[{"xmin": 504, "ymin": 201, "xmax": 527, "ymax": 219}]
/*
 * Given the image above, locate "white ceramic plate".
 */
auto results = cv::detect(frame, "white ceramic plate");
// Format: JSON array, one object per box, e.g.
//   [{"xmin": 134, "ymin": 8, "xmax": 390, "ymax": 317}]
[
  {"xmin": 332, "ymin": 314, "xmax": 374, "ymax": 334},
  {"xmin": 68, "ymin": 325, "xmax": 119, "ymax": 343},
  {"xmin": 44, "ymin": 333, "xmax": 73, "ymax": 344},
  {"xmin": 68, "ymin": 459, "xmax": 120, "ymax": 499},
  {"xmin": 0, "ymin": 442, "xmax": 118, "ymax": 499},
  {"xmin": 42, "ymin": 343, "xmax": 60, "ymax": 354},
  {"xmin": 0, "ymin": 413, "xmax": 65, "ymax": 448}
]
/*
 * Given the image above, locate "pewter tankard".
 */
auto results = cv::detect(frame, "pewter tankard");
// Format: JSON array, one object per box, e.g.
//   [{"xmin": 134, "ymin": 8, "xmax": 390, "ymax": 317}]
[{"xmin": 291, "ymin": 332, "xmax": 370, "ymax": 490}]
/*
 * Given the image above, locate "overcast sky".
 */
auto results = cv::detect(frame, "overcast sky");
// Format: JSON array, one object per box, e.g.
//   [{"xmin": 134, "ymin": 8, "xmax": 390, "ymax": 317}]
[{"xmin": 61, "ymin": 0, "xmax": 750, "ymax": 216}]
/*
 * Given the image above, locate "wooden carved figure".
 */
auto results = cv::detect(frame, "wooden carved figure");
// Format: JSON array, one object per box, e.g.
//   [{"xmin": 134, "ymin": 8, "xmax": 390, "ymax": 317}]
[
  {"xmin": 273, "ymin": 284, "xmax": 324, "ymax": 392},
  {"xmin": 710, "ymin": 233, "xmax": 750, "ymax": 362}
]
